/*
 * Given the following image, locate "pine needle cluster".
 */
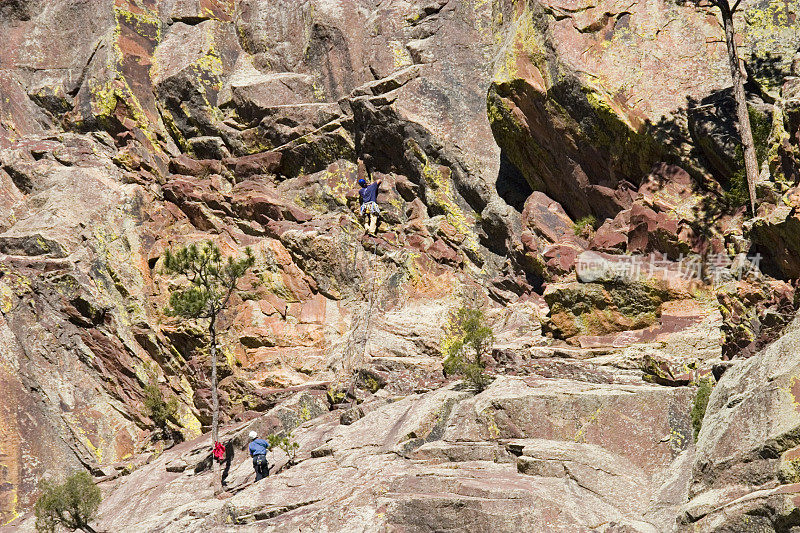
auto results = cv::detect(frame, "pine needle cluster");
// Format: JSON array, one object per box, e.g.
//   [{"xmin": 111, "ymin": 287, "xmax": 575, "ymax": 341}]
[{"xmin": 162, "ymin": 241, "xmax": 255, "ymax": 321}]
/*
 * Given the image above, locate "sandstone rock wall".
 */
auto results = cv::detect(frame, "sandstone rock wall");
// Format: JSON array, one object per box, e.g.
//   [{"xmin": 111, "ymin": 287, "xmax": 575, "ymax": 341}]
[
  {"xmin": 1, "ymin": 0, "xmax": 800, "ymax": 529},
  {"xmin": 0, "ymin": 0, "xmax": 525, "ymax": 521},
  {"xmin": 488, "ymin": 0, "xmax": 800, "ymax": 220},
  {"xmin": 681, "ymin": 316, "xmax": 800, "ymax": 531}
]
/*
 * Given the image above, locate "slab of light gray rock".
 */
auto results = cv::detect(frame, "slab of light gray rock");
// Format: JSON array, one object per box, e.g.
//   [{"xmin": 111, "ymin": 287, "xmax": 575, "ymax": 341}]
[
  {"xmin": 76, "ymin": 374, "xmax": 697, "ymax": 532},
  {"xmin": 680, "ymin": 316, "xmax": 800, "ymax": 531}
]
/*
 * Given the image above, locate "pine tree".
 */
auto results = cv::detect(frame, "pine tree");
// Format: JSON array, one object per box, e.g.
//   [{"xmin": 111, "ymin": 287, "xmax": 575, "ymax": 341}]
[
  {"xmin": 441, "ymin": 307, "xmax": 495, "ymax": 392},
  {"xmin": 143, "ymin": 381, "xmax": 178, "ymax": 440},
  {"xmin": 687, "ymin": 0, "xmax": 759, "ymax": 214},
  {"xmin": 34, "ymin": 472, "xmax": 101, "ymax": 533},
  {"xmin": 161, "ymin": 241, "xmax": 254, "ymax": 491}
]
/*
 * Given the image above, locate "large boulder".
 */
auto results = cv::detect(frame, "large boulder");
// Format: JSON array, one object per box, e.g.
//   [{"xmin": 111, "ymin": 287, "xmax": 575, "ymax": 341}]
[
  {"xmin": 151, "ymin": 20, "xmax": 241, "ymax": 145},
  {"xmin": 750, "ymin": 190, "xmax": 800, "ymax": 279},
  {"xmin": 681, "ymin": 316, "xmax": 800, "ymax": 531}
]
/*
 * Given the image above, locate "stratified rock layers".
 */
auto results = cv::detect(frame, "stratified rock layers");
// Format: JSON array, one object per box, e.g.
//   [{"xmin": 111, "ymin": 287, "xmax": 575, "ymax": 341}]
[{"xmin": 1, "ymin": 0, "xmax": 800, "ymax": 531}]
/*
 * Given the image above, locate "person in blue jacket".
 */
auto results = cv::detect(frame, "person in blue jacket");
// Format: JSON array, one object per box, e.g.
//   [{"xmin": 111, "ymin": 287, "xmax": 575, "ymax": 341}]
[
  {"xmin": 358, "ymin": 177, "xmax": 382, "ymax": 235},
  {"xmin": 248, "ymin": 430, "xmax": 270, "ymax": 481}
]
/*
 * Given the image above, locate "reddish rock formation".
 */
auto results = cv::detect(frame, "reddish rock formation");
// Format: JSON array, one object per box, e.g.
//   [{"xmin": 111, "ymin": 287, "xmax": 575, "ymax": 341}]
[{"xmin": 1, "ymin": 0, "xmax": 800, "ymax": 530}]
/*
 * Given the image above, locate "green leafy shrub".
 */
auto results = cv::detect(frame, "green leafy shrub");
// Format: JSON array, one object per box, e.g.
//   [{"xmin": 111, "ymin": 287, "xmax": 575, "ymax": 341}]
[
  {"xmin": 143, "ymin": 382, "xmax": 178, "ymax": 438},
  {"xmin": 441, "ymin": 307, "xmax": 495, "ymax": 392},
  {"xmin": 34, "ymin": 471, "xmax": 101, "ymax": 533},
  {"xmin": 691, "ymin": 377, "xmax": 716, "ymax": 440},
  {"xmin": 573, "ymin": 215, "xmax": 597, "ymax": 237},
  {"xmin": 267, "ymin": 432, "xmax": 300, "ymax": 465}
]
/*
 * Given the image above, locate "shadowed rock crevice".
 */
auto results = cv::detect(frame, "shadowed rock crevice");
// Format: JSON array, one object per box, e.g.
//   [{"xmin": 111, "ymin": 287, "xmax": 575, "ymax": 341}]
[{"xmin": 496, "ymin": 150, "xmax": 531, "ymax": 212}]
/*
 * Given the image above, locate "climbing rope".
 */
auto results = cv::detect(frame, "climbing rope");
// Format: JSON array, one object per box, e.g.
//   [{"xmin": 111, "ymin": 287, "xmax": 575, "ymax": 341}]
[
  {"xmin": 361, "ymin": 238, "xmax": 380, "ymax": 359},
  {"xmin": 330, "ymin": 212, "xmax": 412, "ymax": 400}
]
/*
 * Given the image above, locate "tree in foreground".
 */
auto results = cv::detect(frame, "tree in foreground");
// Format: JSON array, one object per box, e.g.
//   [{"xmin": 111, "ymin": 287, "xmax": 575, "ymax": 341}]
[
  {"xmin": 441, "ymin": 307, "xmax": 495, "ymax": 392},
  {"xmin": 686, "ymin": 0, "xmax": 759, "ymax": 214},
  {"xmin": 34, "ymin": 471, "xmax": 101, "ymax": 533},
  {"xmin": 161, "ymin": 241, "xmax": 254, "ymax": 491}
]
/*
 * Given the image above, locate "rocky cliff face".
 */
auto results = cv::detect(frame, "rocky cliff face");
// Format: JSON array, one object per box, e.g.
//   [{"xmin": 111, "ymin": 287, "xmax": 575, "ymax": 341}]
[{"xmin": 2, "ymin": 0, "xmax": 800, "ymax": 531}]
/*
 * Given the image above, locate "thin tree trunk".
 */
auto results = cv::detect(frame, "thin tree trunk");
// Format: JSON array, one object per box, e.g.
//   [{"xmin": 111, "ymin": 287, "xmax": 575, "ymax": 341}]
[
  {"xmin": 720, "ymin": 3, "xmax": 759, "ymax": 215},
  {"xmin": 81, "ymin": 524, "xmax": 98, "ymax": 533},
  {"xmin": 210, "ymin": 320, "xmax": 222, "ymax": 494}
]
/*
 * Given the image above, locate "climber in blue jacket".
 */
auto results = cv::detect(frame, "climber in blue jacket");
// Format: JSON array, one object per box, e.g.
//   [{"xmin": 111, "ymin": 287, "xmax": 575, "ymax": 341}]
[
  {"xmin": 358, "ymin": 177, "xmax": 382, "ymax": 235},
  {"xmin": 248, "ymin": 430, "xmax": 270, "ymax": 481}
]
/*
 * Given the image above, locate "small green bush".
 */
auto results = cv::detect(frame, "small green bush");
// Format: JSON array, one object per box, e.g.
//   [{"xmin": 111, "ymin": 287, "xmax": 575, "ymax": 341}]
[
  {"xmin": 723, "ymin": 168, "xmax": 750, "ymax": 208},
  {"xmin": 34, "ymin": 471, "xmax": 101, "ymax": 533},
  {"xmin": 573, "ymin": 215, "xmax": 597, "ymax": 237},
  {"xmin": 143, "ymin": 382, "xmax": 178, "ymax": 437},
  {"xmin": 723, "ymin": 106, "xmax": 771, "ymax": 209},
  {"xmin": 327, "ymin": 386, "xmax": 347, "ymax": 406},
  {"xmin": 441, "ymin": 307, "xmax": 495, "ymax": 392},
  {"xmin": 267, "ymin": 432, "xmax": 300, "ymax": 465},
  {"xmin": 691, "ymin": 378, "xmax": 715, "ymax": 440}
]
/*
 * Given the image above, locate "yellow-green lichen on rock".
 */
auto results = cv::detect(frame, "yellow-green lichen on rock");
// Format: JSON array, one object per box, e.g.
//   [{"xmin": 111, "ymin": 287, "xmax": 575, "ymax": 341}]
[
  {"xmin": 406, "ymin": 140, "xmax": 481, "ymax": 258},
  {"xmin": 148, "ymin": 18, "xmax": 234, "ymax": 150},
  {"xmin": 323, "ymin": 161, "xmax": 358, "ymax": 206},
  {"xmin": 581, "ymin": 83, "xmax": 663, "ymax": 177},
  {"xmin": 87, "ymin": 75, "xmax": 158, "ymax": 146},
  {"xmin": 0, "ymin": 282, "xmax": 14, "ymax": 314},
  {"xmin": 492, "ymin": 3, "xmax": 549, "ymax": 88},
  {"xmin": 73, "ymin": 2, "xmax": 167, "ymax": 147},
  {"xmin": 294, "ymin": 161, "xmax": 357, "ymax": 213},
  {"xmin": 114, "ymin": 4, "xmax": 162, "ymax": 41},
  {"xmin": 741, "ymin": 0, "xmax": 800, "ymax": 93},
  {"xmin": 543, "ymin": 280, "xmax": 672, "ymax": 339},
  {"xmin": 487, "ymin": 1, "xmax": 671, "ymax": 219}
]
